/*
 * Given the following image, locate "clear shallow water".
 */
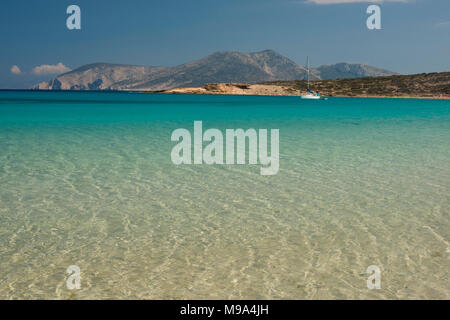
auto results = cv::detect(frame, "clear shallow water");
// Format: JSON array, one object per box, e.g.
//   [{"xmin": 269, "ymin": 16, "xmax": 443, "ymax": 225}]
[{"xmin": 0, "ymin": 91, "xmax": 449, "ymax": 299}]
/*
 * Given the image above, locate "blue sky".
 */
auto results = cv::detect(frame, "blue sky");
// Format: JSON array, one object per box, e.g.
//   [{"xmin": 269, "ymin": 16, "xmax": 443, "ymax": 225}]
[{"xmin": 1, "ymin": 0, "xmax": 449, "ymax": 88}]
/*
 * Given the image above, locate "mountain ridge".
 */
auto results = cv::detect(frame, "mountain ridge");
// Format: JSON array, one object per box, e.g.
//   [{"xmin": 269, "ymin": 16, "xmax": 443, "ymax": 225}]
[{"xmin": 33, "ymin": 50, "xmax": 397, "ymax": 91}]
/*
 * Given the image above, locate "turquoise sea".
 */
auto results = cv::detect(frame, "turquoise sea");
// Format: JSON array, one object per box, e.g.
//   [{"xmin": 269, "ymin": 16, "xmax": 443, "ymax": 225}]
[{"xmin": 0, "ymin": 91, "xmax": 449, "ymax": 299}]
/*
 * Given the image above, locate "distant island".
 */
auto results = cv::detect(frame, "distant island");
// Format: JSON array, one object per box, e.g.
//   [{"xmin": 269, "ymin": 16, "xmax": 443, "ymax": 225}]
[
  {"xmin": 159, "ymin": 72, "xmax": 450, "ymax": 100},
  {"xmin": 32, "ymin": 49, "xmax": 449, "ymax": 99},
  {"xmin": 33, "ymin": 50, "xmax": 396, "ymax": 91}
]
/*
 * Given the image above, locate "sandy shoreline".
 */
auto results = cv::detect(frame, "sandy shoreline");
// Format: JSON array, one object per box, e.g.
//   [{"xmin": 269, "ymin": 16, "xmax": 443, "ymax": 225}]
[{"xmin": 156, "ymin": 83, "xmax": 450, "ymax": 100}]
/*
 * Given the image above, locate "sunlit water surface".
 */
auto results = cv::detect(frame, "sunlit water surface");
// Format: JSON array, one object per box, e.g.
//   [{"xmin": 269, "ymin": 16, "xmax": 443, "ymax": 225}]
[{"xmin": 0, "ymin": 91, "xmax": 449, "ymax": 299}]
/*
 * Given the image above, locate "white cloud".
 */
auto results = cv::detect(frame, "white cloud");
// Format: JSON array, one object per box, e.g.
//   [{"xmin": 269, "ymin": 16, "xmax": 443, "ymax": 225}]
[
  {"xmin": 10, "ymin": 65, "xmax": 21, "ymax": 75},
  {"xmin": 305, "ymin": 0, "xmax": 410, "ymax": 4},
  {"xmin": 435, "ymin": 21, "xmax": 450, "ymax": 28},
  {"xmin": 32, "ymin": 62, "xmax": 71, "ymax": 75}
]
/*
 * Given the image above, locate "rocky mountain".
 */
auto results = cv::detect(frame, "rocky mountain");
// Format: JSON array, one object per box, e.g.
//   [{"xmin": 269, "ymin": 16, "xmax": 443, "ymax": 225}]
[
  {"xmin": 33, "ymin": 50, "xmax": 396, "ymax": 91},
  {"xmin": 34, "ymin": 63, "xmax": 165, "ymax": 90},
  {"xmin": 317, "ymin": 63, "xmax": 396, "ymax": 80}
]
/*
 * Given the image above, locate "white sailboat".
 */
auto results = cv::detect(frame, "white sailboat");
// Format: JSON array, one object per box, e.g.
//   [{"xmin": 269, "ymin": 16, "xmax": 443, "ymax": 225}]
[{"xmin": 301, "ymin": 56, "xmax": 321, "ymax": 100}]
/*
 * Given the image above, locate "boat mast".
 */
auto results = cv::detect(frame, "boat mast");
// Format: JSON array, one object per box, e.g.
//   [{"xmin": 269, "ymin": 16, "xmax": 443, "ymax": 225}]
[{"xmin": 307, "ymin": 56, "xmax": 310, "ymax": 90}]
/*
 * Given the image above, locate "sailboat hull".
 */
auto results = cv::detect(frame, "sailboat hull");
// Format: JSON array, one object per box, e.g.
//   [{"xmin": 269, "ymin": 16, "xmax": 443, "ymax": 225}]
[{"xmin": 301, "ymin": 95, "xmax": 321, "ymax": 100}]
